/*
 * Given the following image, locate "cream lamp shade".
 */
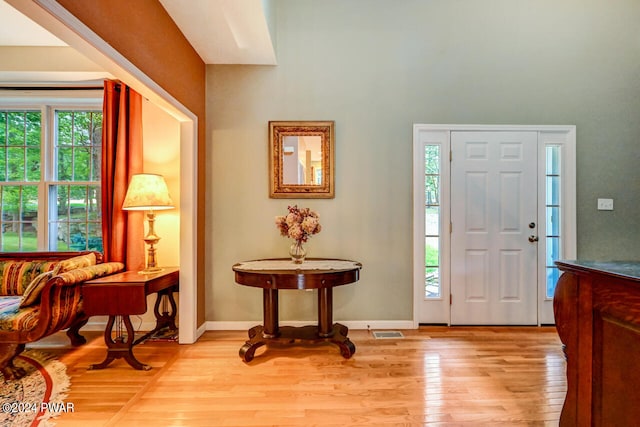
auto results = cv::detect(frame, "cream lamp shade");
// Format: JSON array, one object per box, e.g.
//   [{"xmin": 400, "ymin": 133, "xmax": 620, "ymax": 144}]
[
  {"xmin": 122, "ymin": 173, "xmax": 174, "ymax": 274},
  {"xmin": 122, "ymin": 173, "xmax": 174, "ymax": 211}
]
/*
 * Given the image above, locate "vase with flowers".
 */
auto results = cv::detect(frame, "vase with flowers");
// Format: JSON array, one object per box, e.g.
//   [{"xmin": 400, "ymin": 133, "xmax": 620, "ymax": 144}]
[{"xmin": 275, "ymin": 205, "xmax": 321, "ymax": 264}]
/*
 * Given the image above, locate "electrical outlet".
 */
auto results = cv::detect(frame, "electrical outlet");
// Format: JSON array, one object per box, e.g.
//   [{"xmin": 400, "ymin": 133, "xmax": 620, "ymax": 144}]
[{"xmin": 597, "ymin": 198, "xmax": 614, "ymax": 211}]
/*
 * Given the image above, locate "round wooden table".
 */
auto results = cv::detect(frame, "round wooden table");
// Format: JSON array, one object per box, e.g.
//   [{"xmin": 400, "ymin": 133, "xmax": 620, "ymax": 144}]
[{"xmin": 232, "ymin": 258, "xmax": 362, "ymax": 362}]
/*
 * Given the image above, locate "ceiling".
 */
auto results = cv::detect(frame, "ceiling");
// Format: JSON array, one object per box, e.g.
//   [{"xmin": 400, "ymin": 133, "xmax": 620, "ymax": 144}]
[
  {"xmin": 0, "ymin": 0, "xmax": 276, "ymax": 65},
  {"xmin": 159, "ymin": 0, "xmax": 276, "ymax": 65},
  {"xmin": 0, "ymin": 1, "xmax": 66, "ymax": 46}
]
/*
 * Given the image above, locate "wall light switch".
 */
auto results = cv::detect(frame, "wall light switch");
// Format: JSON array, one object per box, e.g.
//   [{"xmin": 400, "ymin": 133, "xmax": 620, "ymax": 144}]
[{"xmin": 597, "ymin": 198, "xmax": 614, "ymax": 211}]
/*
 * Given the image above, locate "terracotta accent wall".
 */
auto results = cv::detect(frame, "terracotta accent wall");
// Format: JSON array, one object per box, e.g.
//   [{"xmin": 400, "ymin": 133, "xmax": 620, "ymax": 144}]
[{"xmin": 55, "ymin": 0, "xmax": 206, "ymax": 325}]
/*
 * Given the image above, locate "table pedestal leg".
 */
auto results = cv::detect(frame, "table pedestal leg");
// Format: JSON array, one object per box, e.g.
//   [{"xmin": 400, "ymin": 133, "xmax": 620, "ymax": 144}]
[
  {"xmin": 328, "ymin": 323, "xmax": 356, "ymax": 359},
  {"xmin": 318, "ymin": 287, "xmax": 355, "ymax": 358},
  {"xmin": 239, "ymin": 289, "xmax": 279, "ymax": 362},
  {"xmin": 318, "ymin": 288, "xmax": 333, "ymax": 337},
  {"xmin": 90, "ymin": 315, "xmax": 151, "ymax": 371},
  {"xmin": 262, "ymin": 288, "xmax": 279, "ymax": 338}
]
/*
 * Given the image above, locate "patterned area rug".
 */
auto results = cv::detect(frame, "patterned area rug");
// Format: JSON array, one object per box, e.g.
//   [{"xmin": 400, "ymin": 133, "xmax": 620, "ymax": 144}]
[
  {"xmin": 0, "ymin": 350, "xmax": 70, "ymax": 427},
  {"xmin": 143, "ymin": 326, "xmax": 179, "ymax": 343}
]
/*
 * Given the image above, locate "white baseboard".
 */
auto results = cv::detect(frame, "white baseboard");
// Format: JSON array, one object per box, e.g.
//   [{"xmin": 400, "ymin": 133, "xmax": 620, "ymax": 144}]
[
  {"xmin": 205, "ymin": 320, "xmax": 416, "ymax": 331},
  {"xmin": 81, "ymin": 320, "xmax": 417, "ymax": 338}
]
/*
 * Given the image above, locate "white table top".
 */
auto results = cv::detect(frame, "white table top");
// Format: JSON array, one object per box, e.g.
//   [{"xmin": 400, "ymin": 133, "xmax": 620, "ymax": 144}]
[{"xmin": 234, "ymin": 259, "xmax": 361, "ymax": 271}]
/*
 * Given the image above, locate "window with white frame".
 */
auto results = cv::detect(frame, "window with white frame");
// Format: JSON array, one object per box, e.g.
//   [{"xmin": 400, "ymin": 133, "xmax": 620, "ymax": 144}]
[
  {"xmin": 545, "ymin": 145, "xmax": 562, "ymax": 298},
  {"xmin": 0, "ymin": 105, "xmax": 103, "ymax": 252},
  {"xmin": 424, "ymin": 144, "xmax": 441, "ymax": 298}
]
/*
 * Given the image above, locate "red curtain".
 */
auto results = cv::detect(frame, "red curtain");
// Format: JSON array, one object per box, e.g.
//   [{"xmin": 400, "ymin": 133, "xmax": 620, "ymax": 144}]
[{"xmin": 101, "ymin": 80, "xmax": 145, "ymax": 269}]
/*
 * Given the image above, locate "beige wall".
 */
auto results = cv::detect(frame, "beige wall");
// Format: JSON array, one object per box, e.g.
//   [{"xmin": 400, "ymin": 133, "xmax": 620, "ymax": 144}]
[
  {"xmin": 141, "ymin": 99, "xmax": 181, "ymax": 268},
  {"xmin": 207, "ymin": 0, "xmax": 640, "ymax": 323},
  {"xmin": 138, "ymin": 99, "xmax": 181, "ymax": 327}
]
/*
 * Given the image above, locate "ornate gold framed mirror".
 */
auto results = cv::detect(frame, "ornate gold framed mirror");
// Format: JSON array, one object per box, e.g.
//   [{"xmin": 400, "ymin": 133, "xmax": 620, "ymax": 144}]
[{"xmin": 269, "ymin": 121, "xmax": 335, "ymax": 198}]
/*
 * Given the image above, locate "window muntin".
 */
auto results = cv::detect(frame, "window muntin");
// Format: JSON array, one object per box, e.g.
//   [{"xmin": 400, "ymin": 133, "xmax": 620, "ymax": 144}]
[
  {"xmin": 545, "ymin": 145, "xmax": 561, "ymax": 298},
  {"xmin": 49, "ymin": 184, "xmax": 102, "ymax": 251},
  {"xmin": 55, "ymin": 111, "xmax": 102, "ymax": 182},
  {"xmin": 0, "ymin": 106, "xmax": 103, "ymax": 252},
  {"xmin": 0, "ymin": 111, "xmax": 41, "ymax": 251},
  {"xmin": 50, "ymin": 110, "xmax": 102, "ymax": 251},
  {"xmin": 424, "ymin": 145, "xmax": 441, "ymax": 298},
  {"xmin": 0, "ymin": 185, "xmax": 39, "ymax": 251}
]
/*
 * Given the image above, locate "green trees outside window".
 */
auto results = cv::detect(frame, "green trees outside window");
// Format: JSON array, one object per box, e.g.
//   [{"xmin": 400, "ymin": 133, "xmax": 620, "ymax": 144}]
[
  {"xmin": 0, "ymin": 108, "xmax": 103, "ymax": 252},
  {"xmin": 424, "ymin": 145, "xmax": 440, "ymax": 298}
]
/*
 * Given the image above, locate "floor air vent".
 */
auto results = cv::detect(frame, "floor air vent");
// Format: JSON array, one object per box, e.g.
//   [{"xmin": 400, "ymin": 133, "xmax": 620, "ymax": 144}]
[{"xmin": 372, "ymin": 331, "xmax": 404, "ymax": 339}]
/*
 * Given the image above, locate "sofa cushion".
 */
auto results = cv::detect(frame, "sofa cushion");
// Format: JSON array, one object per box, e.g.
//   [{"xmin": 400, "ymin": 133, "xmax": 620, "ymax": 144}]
[
  {"xmin": 19, "ymin": 271, "xmax": 56, "ymax": 308},
  {"xmin": 0, "ymin": 260, "xmax": 59, "ymax": 296},
  {"xmin": 0, "ymin": 296, "xmax": 40, "ymax": 333},
  {"xmin": 56, "ymin": 252, "xmax": 97, "ymax": 273},
  {"xmin": 56, "ymin": 262, "xmax": 125, "ymax": 284}
]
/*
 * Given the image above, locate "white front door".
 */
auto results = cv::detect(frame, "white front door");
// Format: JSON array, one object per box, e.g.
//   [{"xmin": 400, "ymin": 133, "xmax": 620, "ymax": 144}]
[{"xmin": 450, "ymin": 131, "xmax": 538, "ymax": 325}]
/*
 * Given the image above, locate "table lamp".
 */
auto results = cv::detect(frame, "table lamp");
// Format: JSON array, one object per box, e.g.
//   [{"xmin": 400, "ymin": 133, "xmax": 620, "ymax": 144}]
[{"xmin": 122, "ymin": 173, "xmax": 174, "ymax": 274}]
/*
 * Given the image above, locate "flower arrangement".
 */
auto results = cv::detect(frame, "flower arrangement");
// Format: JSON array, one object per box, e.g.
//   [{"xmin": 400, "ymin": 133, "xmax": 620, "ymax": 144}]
[{"xmin": 275, "ymin": 205, "xmax": 321, "ymax": 244}]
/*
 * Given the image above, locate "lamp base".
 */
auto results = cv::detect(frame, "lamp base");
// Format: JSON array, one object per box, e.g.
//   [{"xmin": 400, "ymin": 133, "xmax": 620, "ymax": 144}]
[
  {"xmin": 138, "ymin": 266, "xmax": 164, "ymax": 275},
  {"xmin": 140, "ymin": 211, "xmax": 163, "ymax": 275}
]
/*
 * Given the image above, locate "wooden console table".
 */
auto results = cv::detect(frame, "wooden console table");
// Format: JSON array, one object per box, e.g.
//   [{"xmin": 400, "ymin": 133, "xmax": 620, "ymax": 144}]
[
  {"xmin": 232, "ymin": 258, "xmax": 361, "ymax": 362},
  {"xmin": 82, "ymin": 267, "xmax": 179, "ymax": 370},
  {"xmin": 554, "ymin": 260, "xmax": 640, "ymax": 426}
]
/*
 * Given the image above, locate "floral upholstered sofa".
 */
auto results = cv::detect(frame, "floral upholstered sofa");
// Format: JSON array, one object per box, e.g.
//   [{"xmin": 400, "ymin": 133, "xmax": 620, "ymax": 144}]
[{"xmin": 0, "ymin": 251, "xmax": 124, "ymax": 380}]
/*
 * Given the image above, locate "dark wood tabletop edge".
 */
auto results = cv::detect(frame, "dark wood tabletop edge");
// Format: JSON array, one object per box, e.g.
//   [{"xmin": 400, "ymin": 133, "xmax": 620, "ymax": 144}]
[
  {"xmin": 555, "ymin": 260, "xmax": 640, "ymax": 283},
  {"xmin": 84, "ymin": 266, "xmax": 180, "ymax": 284}
]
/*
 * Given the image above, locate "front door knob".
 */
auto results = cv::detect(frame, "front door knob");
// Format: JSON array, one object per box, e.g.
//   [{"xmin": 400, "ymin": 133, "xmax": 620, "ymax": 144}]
[{"xmin": 528, "ymin": 235, "xmax": 539, "ymax": 243}]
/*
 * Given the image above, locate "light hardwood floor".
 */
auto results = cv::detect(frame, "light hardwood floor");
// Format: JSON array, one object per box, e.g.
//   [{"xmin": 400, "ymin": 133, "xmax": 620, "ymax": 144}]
[{"xmin": 31, "ymin": 326, "xmax": 566, "ymax": 426}]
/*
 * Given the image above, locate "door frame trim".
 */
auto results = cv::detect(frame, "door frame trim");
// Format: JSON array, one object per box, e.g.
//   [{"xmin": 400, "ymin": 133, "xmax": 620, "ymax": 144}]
[
  {"xmin": 11, "ymin": 0, "xmax": 201, "ymax": 343},
  {"xmin": 413, "ymin": 124, "xmax": 576, "ymax": 327}
]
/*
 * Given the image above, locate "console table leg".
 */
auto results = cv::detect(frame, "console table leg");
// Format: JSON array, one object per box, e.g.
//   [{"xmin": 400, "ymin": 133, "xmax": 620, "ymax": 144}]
[
  {"xmin": 90, "ymin": 315, "xmax": 151, "ymax": 371},
  {"xmin": 263, "ymin": 288, "xmax": 279, "ymax": 338},
  {"xmin": 239, "ymin": 289, "xmax": 280, "ymax": 363},
  {"xmin": 240, "ymin": 325, "xmax": 267, "ymax": 362},
  {"xmin": 153, "ymin": 286, "xmax": 178, "ymax": 331},
  {"xmin": 330, "ymin": 323, "xmax": 356, "ymax": 358},
  {"xmin": 318, "ymin": 288, "xmax": 333, "ymax": 337},
  {"xmin": 132, "ymin": 287, "xmax": 179, "ymax": 345}
]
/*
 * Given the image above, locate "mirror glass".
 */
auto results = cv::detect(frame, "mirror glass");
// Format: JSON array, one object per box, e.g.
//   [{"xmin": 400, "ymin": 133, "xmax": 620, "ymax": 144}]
[
  {"xmin": 282, "ymin": 135, "xmax": 322, "ymax": 185},
  {"xmin": 269, "ymin": 121, "xmax": 334, "ymax": 198}
]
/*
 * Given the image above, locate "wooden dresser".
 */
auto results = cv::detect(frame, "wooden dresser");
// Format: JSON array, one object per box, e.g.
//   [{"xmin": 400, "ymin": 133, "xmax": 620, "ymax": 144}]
[{"xmin": 554, "ymin": 260, "xmax": 640, "ymax": 426}]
